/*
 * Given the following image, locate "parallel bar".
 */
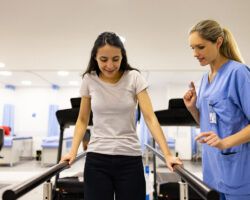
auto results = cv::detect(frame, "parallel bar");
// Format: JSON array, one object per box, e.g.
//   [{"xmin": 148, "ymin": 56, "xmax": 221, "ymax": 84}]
[
  {"xmin": 145, "ymin": 144, "xmax": 219, "ymax": 200},
  {"xmin": 2, "ymin": 152, "xmax": 86, "ymax": 200}
]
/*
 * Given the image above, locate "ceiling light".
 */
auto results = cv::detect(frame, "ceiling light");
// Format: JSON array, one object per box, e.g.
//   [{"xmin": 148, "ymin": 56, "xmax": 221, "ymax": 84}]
[
  {"xmin": 57, "ymin": 71, "xmax": 69, "ymax": 76},
  {"xmin": 21, "ymin": 80, "xmax": 32, "ymax": 85}
]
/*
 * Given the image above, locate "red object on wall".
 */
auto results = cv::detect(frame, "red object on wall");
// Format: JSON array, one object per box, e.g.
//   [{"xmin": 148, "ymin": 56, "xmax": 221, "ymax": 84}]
[{"xmin": 0, "ymin": 126, "xmax": 11, "ymax": 136}]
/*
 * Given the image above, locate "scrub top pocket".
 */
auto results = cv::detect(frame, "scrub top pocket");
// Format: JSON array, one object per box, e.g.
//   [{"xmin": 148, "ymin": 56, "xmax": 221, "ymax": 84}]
[{"xmin": 220, "ymin": 150, "xmax": 250, "ymax": 190}]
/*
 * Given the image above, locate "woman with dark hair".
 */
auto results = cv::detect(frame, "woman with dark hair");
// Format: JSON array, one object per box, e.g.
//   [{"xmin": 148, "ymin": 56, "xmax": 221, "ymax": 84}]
[
  {"xmin": 83, "ymin": 32, "xmax": 135, "ymax": 76},
  {"xmin": 184, "ymin": 20, "xmax": 250, "ymax": 200},
  {"xmin": 61, "ymin": 32, "xmax": 182, "ymax": 200}
]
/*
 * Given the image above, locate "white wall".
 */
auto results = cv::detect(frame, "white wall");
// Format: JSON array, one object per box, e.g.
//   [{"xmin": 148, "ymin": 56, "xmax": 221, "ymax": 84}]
[{"xmin": 148, "ymin": 85, "xmax": 168, "ymax": 111}]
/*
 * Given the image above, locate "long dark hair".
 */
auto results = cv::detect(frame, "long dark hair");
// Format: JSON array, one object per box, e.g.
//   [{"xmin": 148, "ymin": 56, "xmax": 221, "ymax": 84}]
[{"xmin": 82, "ymin": 32, "xmax": 138, "ymax": 77}]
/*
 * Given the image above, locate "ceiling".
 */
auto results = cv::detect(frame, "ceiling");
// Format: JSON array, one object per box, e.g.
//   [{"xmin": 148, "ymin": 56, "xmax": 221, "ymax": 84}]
[{"xmin": 0, "ymin": 0, "xmax": 249, "ymax": 88}]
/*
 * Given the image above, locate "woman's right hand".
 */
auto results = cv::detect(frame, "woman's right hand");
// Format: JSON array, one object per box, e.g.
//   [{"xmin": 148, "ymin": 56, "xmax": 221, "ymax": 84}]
[
  {"xmin": 60, "ymin": 151, "xmax": 77, "ymax": 165},
  {"xmin": 183, "ymin": 81, "xmax": 197, "ymax": 111}
]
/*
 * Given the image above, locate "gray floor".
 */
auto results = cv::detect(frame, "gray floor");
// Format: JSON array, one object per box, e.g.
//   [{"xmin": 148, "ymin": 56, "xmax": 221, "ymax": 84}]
[{"xmin": 0, "ymin": 157, "xmax": 202, "ymax": 200}]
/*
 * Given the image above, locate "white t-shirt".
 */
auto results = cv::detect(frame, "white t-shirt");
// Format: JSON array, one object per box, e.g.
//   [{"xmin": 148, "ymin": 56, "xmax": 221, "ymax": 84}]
[{"xmin": 80, "ymin": 70, "xmax": 148, "ymax": 156}]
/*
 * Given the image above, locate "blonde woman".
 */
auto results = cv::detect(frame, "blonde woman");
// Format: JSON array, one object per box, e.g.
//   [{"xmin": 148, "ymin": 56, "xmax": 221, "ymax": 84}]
[{"xmin": 184, "ymin": 19, "xmax": 250, "ymax": 200}]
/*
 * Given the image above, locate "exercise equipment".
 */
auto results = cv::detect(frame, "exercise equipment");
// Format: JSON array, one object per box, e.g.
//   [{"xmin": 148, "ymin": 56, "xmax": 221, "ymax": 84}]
[
  {"xmin": 152, "ymin": 98, "xmax": 200, "ymax": 199},
  {"xmin": 1, "ymin": 148, "xmax": 219, "ymax": 200},
  {"xmin": 146, "ymin": 144, "xmax": 219, "ymax": 200},
  {"xmin": 53, "ymin": 97, "xmax": 92, "ymax": 199},
  {"xmin": 155, "ymin": 98, "xmax": 197, "ymax": 126}
]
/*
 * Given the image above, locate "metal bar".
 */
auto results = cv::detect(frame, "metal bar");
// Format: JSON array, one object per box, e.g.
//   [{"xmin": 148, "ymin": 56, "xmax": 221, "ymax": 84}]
[
  {"xmin": 43, "ymin": 181, "xmax": 52, "ymax": 200},
  {"xmin": 179, "ymin": 181, "xmax": 188, "ymax": 200},
  {"xmin": 55, "ymin": 126, "xmax": 65, "ymax": 186},
  {"xmin": 152, "ymin": 139, "xmax": 158, "ymax": 200},
  {"xmin": 56, "ymin": 126, "xmax": 65, "ymax": 165},
  {"xmin": 145, "ymin": 144, "xmax": 219, "ymax": 200},
  {"xmin": 2, "ymin": 152, "xmax": 86, "ymax": 200}
]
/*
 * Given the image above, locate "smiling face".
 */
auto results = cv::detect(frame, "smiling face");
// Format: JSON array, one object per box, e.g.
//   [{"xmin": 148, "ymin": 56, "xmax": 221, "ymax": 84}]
[
  {"xmin": 95, "ymin": 44, "xmax": 123, "ymax": 81},
  {"xmin": 189, "ymin": 31, "xmax": 222, "ymax": 66}
]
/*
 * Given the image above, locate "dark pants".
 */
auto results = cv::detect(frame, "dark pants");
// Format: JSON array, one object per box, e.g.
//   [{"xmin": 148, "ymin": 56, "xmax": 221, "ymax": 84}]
[{"xmin": 84, "ymin": 152, "xmax": 146, "ymax": 200}]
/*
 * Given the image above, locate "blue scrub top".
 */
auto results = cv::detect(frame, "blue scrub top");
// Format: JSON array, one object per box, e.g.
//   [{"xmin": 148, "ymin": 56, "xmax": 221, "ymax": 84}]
[{"xmin": 196, "ymin": 60, "xmax": 250, "ymax": 195}]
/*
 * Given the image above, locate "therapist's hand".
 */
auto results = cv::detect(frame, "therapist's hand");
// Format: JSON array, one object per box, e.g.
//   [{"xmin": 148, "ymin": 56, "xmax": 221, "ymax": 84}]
[
  {"xmin": 195, "ymin": 131, "xmax": 226, "ymax": 150},
  {"xmin": 183, "ymin": 81, "xmax": 197, "ymax": 112}
]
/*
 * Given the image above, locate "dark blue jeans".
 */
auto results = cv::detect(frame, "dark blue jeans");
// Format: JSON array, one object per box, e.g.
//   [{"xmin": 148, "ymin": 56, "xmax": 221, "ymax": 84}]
[{"xmin": 84, "ymin": 152, "xmax": 146, "ymax": 200}]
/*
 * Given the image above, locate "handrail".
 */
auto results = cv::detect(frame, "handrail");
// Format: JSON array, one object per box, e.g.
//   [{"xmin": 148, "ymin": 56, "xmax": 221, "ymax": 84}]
[
  {"xmin": 145, "ymin": 144, "xmax": 219, "ymax": 200},
  {"xmin": 2, "ymin": 152, "xmax": 86, "ymax": 200}
]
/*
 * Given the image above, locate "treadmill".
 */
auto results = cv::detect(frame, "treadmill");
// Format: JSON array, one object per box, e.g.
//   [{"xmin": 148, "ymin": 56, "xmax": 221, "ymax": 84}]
[
  {"xmin": 155, "ymin": 98, "xmax": 197, "ymax": 126},
  {"xmin": 54, "ymin": 97, "xmax": 199, "ymax": 200},
  {"xmin": 154, "ymin": 98, "xmax": 200, "ymax": 200},
  {"xmin": 53, "ymin": 97, "xmax": 92, "ymax": 200}
]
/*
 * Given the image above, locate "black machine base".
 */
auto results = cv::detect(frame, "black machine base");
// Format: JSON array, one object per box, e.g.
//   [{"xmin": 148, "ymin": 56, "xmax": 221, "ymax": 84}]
[
  {"xmin": 53, "ymin": 176, "xmax": 84, "ymax": 200},
  {"xmin": 158, "ymin": 182, "xmax": 203, "ymax": 200}
]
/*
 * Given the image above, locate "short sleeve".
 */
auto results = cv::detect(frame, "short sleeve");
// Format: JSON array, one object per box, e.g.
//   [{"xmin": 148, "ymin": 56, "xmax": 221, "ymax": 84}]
[
  {"xmin": 79, "ymin": 74, "xmax": 90, "ymax": 97},
  {"xmin": 229, "ymin": 65, "xmax": 250, "ymax": 121},
  {"xmin": 134, "ymin": 71, "xmax": 148, "ymax": 94}
]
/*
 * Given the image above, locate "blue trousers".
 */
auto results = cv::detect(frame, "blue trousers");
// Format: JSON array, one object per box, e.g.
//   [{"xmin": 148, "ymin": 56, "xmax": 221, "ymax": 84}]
[
  {"xmin": 220, "ymin": 193, "xmax": 250, "ymax": 200},
  {"xmin": 84, "ymin": 152, "xmax": 146, "ymax": 200}
]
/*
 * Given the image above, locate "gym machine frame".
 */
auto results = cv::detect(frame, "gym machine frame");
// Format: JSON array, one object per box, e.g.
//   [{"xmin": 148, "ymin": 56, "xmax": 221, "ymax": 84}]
[{"xmin": 146, "ymin": 143, "xmax": 219, "ymax": 200}]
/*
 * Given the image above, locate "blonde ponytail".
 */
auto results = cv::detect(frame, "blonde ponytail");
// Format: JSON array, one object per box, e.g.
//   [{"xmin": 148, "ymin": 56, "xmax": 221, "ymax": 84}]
[{"xmin": 221, "ymin": 28, "xmax": 244, "ymax": 63}]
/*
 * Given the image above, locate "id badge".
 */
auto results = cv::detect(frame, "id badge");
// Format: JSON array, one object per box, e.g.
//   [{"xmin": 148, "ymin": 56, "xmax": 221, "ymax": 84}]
[
  {"xmin": 209, "ymin": 104, "xmax": 217, "ymax": 124},
  {"xmin": 209, "ymin": 112, "xmax": 217, "ymax": 124}
]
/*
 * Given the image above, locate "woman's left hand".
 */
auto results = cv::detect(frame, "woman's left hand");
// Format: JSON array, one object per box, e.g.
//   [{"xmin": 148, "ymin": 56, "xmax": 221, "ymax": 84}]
[{"xmin": 195, "ymin": 131, "xmax": 225, "ymax": 149}]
